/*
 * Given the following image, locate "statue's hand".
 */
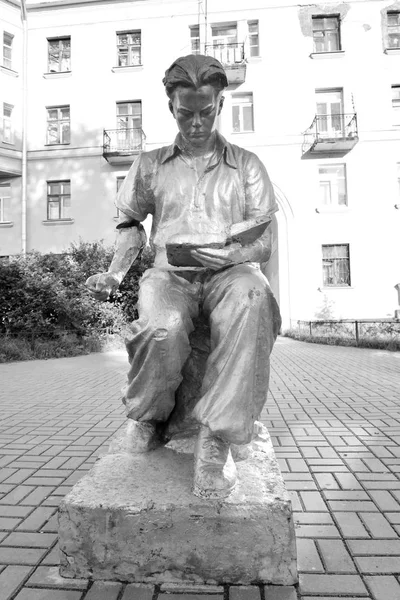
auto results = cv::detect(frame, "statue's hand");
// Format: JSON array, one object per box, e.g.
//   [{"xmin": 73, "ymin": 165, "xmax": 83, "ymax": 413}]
[
  {"xmin": 85, "ymin": 273, "xmax": 120, "ymax": 302},
  {"xmin": 190, "ymin": 243, "xmax": 245, "ymax": 270}
]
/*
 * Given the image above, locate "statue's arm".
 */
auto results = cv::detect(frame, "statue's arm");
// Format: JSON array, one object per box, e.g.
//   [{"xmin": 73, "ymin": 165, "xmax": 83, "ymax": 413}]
[{"xmin": 86, "ymin": 221, "xmax": 147, "ymax": 301}]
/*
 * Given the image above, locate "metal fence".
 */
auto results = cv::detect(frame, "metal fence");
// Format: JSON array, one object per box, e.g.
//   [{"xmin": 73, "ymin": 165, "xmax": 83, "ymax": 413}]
[{"xmin": 296, "ymin": 319, "xmax": 400, "ymax": 346}]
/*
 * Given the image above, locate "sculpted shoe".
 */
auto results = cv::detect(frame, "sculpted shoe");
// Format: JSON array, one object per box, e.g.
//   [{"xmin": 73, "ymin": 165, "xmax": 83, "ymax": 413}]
[
  {"xmin": 108, "ymin": 419, "xmax": 162, "ymax": 454},
  {"xmin": 193, "ymin": 425, "xmax": 237, "ymax": 499}
]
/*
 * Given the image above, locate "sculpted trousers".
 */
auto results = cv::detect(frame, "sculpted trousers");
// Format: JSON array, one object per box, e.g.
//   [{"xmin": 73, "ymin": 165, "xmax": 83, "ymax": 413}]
[{"xmin": 123, "ymin": 263, "xmax": 281, "ymax": 445}]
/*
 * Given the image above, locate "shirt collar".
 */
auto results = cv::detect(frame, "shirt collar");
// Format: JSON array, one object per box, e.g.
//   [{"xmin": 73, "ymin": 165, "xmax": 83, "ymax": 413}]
[{"xmin": 159, "ymin": 130, "xmax": 238, "ymax": 169}]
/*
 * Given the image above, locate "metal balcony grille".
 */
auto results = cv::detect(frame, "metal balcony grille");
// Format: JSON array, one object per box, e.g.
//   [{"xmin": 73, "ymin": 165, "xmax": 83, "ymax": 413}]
[
  {"xmin": 103, "ymin": 128, "xmax": 145, "ymax": 153},
  {"xmin": 204, "ymin": 42, "xmax": 245, "ymax": 64},
  {"xmin": 302, "ymin": 113, "xmax": 358, "ymax": 157}
]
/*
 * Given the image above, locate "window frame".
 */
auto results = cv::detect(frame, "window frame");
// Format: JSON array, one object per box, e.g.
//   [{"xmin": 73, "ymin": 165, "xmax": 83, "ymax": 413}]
[
  {"xmin": 387, "ymin": 11, "xmax": 400, "ymax": 49},
  {"xmin": 3, "ymin": 103, "xmax": 14, "ymax": 144},
  {"xmin": 115, "ymin": 176, "xmax": 126, "ymax": 218},
  {"xmin": 322, "ymin": 244, "xmax": 351, "ymax": 287},
  {"xmin": 190, "ymin": 25, "xmax": 200, "ymax": 55},
  {"xmin": 0, "ymin": 183, "xmax": 11, "ymax": 223},
  {"xmin": 248, "ymin": 20, "xmax": 259, "ymax": 57},
  {"xmin": 47, "ymin": 180, "xmax": 71, "ymax": 220},
  {"xmin": 231, "ymin": 92, "xmax": 254, "ymax": 133},
  {"xmin": 392, "ymin": 85, "xmax": 400, "ymax": 126},
  {"xmin": 47, "ymin": 36, "xmax": 71, "ymax": 73},
  {"xmin": 3, "ymin": 32, "xmax": 13, "ymax": 70},
  {"xmin": 312, "ymin": 15, "xmax": 341, "ymax": 53},
  {"xmin": 116, "ymin": 30, "xmax": 142, "ymax": 67},
  {"xmin": 46, "ymin": 105, "xmax": 70, "ymax": 145},
  {"xmin": 318, "ymin": 163, "xmax": 348, "ymax": 207}
]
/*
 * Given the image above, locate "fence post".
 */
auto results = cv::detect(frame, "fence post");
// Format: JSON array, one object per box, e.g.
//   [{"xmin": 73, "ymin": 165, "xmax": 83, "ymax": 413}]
[
  {"xmin": 309, "ymin": 321, "xmax": 312, "ymax": 337},
  {"xmin": 355, "ymin": 321, "xmax": 359, "ymax": 346}
]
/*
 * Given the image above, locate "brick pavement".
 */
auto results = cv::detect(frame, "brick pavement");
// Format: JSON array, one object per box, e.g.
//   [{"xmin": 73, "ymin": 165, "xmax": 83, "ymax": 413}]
[{"xmin": 0, "ymin": 337, "xmax": 399, "ymax": 599}]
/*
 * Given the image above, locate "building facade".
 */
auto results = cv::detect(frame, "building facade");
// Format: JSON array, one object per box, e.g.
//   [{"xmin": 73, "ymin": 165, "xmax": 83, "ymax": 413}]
[{"xmin": 1, "ymin": 0, "xmax": 400, "ymax": 327}]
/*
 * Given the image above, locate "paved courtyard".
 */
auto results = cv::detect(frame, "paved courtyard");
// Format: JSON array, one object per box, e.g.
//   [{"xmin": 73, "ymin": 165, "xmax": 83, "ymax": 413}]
[{"xmin": 0, "ymin": 336, "xmax": 399, "ymax": 600}]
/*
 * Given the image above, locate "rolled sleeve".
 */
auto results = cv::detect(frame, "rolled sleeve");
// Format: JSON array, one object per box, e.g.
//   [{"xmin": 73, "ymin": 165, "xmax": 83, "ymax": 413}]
[
  {"xmin": 115, "ymin": 154, "xmax": 151, "ymax": 222},
  {"xmin": 243, "ymin": 152, "xmax": 278, "ymax": 220}
]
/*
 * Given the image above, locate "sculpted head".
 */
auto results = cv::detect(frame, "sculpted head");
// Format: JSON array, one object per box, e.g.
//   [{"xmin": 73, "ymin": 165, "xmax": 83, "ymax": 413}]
[{"xmin": 163, "ymin": 55, "xmax": 228, "ymax": 148}]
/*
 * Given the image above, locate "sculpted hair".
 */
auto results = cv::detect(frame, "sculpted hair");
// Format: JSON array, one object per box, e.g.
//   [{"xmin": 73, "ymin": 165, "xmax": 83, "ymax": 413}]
[{"xmin": 163, "ymin": 54, "xmax": 228, "ymax": 98}]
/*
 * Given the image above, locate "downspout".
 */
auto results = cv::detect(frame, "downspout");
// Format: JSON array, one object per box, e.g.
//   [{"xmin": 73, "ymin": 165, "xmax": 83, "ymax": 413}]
[{"xmin": 21, "ymin": 0, "xmax": 27, "ymax": 254}]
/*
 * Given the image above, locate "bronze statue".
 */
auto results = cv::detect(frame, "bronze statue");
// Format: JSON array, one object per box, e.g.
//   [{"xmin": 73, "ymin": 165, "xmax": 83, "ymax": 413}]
[{"xmin": 86, "ymin": 55, "xmax": 281, "ymax": 499}]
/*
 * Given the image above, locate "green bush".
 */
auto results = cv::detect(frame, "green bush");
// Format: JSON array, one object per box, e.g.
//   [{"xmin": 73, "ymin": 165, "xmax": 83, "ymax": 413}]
[{"xmin": 0, "ymin": 239, "xmax": 154, "ymax": 361}]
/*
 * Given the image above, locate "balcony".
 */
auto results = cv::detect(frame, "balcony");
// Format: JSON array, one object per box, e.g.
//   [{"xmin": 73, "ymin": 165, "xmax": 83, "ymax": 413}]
[
  {"xmin": 103, "ymin": 128, "xmax": 145, "ymax": 164},
  {"xmin": 302, "ymin": 113, "xmax": 358, "ymax": 158},
  {"xmin": 204, "ymin": 42, "xmax": 246, "ymax": 84}
]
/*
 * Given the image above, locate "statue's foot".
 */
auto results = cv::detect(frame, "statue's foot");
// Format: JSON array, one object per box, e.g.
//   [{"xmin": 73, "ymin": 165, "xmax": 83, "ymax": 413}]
[
  {"xmin": 108, "ymin": 419, "xmax": 163, "ymax": 454},
  {"xmin": 193, "ymin": 425, "xmax": 237, "ymax": 499}
]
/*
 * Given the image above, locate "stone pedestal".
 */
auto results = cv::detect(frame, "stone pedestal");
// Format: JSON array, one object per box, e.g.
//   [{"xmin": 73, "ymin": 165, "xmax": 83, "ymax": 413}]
[{"xmin": 58, "ymin": 424, "xmax": 297, "ymax": 585}]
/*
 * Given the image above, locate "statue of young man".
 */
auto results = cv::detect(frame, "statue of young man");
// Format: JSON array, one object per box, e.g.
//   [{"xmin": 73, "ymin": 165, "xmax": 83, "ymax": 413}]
[{"xmin": 86, "ymin": 55, "xmax": 281, "ymax": 498}]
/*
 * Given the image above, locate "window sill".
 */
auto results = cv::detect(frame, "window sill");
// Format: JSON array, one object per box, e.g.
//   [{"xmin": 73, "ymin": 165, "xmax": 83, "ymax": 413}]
[
  {"xmin": 2, "ymin": 140, "xmax": 15, "ymax": 146},
  {"xmin": 384, "ymin": 48, "xmax": 400, "ymax": 55},
  {"xmin": 42, "ymin": 218, "xmax": 74, "ymax": 225},
  {"xmin": 43, "ymin": 71, "xmax": 72, "ymax": 79},
  {"xmin": 246, "ymin": 56, "xmax": 262, "ymax": 63},
  {"xmin": 310, "ymin": 51, "xmax": 345, "ymax": 60},
  {"xmin": 316, "ymin": 206, "xmax": 349, "ymax": 213},
  {"xmin": 44, "ymin": 143, "xmax": 71, "ymax": 147},
  {"xmin": 111, "ymin": 65, "xmax": 143, "ymax": 73},
  {"xmin": 0, "ymin": 221, "xmax": 13, "ymax": 228},
  {"xmin": 0, "ymin": 66, "xmax": 18, "ymax": 77},
  {"xmin": 231, "ymin": 131, "xmax": 255, "ymax": 135}
]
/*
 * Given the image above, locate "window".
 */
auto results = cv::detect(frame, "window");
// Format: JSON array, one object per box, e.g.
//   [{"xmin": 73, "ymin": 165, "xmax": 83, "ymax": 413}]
[
  {"xmin": 322, "ymin": 244, "xmax": 350, "ymax": 287},
  {"xmin": 387, "ymin": 12, "xmax": 400, "ymax": 49},
  {"xmin": 3, "ymin": 32, "xmax": 13, "ymax": 70},
  {"xmin": 232, "ymin": 93, "xmax": 254, "ymax": 132},
  {"xmin": 47, "ymin": 181, "xmax": 71, "ymax": 220},
  {"xmin": 316, "ymin": 89, "xmax": 344, "ymax": 137},
  {"xmin": 0, "ymin": 184, "xmax": 10, "ymax": 222},
  {"xmin": 48, "ymin": 37, "xmax": 71, "ymax": 72},
  {"xmin": 190, "ymin": 26, "xmax": 200, "ymax": 55},
  {"xmin": 116, "ymin": 101, "xmax": 142, "ymax": 149},
  {"xmin": 248, "ymin": 20, "xmax": 259, "ymax": 57},
  {"xmin": 211, "ymin": 24, "xmax": 242, "ymax": 63},
  {"xmin": 312, "ymin": 16, "xmax": 340, "ymax": 53},
  {"xmin": 46, "ymin": 106, "xmax": 70, "ymax": 144},
  {"xmin": 3, "ymin": 103, "xmax": 13, "ymax": 144},
  {"xmin": 116, "ymin": 176, "xmax": 125, "ymax": 217},
  {"xmin": 318, "ymin": 164, "xmax": 347, "ymax": 206},
  {"xmin": 392, "ymin": 86, "xmax": 400, "ymax": 125},
  {"xmin": 117, "ymin": 31, "xmax": 141, "ymax": 67}
]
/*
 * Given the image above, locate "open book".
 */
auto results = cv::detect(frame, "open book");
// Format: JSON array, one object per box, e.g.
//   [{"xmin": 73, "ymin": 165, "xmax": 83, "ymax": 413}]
[{"xmin": 166, "ymin": 215, "xmax": 271, "ymax": 268}]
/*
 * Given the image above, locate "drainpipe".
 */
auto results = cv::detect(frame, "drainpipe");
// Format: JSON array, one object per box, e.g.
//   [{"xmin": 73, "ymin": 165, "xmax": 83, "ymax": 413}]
[{"xmin": 21, "ymin": 0, "xmax": 27, "ymax": 254}]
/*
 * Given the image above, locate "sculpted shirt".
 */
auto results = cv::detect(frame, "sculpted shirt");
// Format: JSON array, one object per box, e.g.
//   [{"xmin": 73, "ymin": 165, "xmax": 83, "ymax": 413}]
[{"xmin": 116, "ymin": 131, "xmax": 278, "ymax": 270}]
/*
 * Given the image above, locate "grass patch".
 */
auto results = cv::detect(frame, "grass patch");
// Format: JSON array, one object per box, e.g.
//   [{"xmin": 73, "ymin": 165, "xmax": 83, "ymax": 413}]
[{"xmin": 283, "ymin": 328, "xmax": 400, "ymax": 351}]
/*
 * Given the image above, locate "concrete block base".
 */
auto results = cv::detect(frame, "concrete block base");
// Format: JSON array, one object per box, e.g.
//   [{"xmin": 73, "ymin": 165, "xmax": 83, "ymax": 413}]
[{"xmin": 58, "ymin": 423, "xmax": 297, "ymax": 585}]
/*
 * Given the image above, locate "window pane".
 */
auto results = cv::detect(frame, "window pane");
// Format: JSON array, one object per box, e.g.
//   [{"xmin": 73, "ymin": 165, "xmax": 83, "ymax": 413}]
[
  {"xmin": 248, "ymin": 21, "xmax": 258, "ymax": 34},
  {"xmin": 60, "ymin": 122, "xmax": 70, "ymax": 143},
  {"xmin": 62, "ymin": 182, "xmax": 71, "ymax": 195},
  {"xmin": 118, "ymin": 34, "xmax": 129, "ymax": 45},
  {"xmin": 190, "ymin": 26, "xmax": 199, "ymax": 38},
  {"xmin": 117, "ymin": 104, "xmax": 129, "ymax": 115},
  {"xmin": 130, "ymin": 47, "xmax": 141, "ymax": 65},
  {"xmin": 60, "ymin": 107, "xmax": 70, "ymax": 119},
  {"xmin": 48, "ymin": 200, "xmax": 60, "ymax": 219},
  {"xmin": 388, "ymin": 12, "xmax": 400, "ymax": 26},
  {"xmin": 49, "ymin": 182, "xmax": 61, "ymax": 194},
  {"xmin": 118, "ymin": 49, "xmax": 128, "ymax": 66},
  {"xmin": 232, "ymin": 105, "xmax": 240, "ymax": 132},
  {"xmin": 243, "ymin": 105, "xmax": 254, "ymax": 131}
]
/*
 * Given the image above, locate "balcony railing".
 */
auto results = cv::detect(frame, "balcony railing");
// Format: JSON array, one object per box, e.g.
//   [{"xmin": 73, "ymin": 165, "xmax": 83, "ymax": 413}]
[
  {"xmin": 204, "ymin": 42, "xmax": 246, "ymax": 84},
  {"xmin": 103, "ymin": 128, "xmax": 145, "ymax": 164},
  {"xmin": 205, "ymin": 42, "xmax": 245, "ymax": 64},
  {"xmin": 302, "ymin": 113, "xmax": 358, "ymax": 158}
]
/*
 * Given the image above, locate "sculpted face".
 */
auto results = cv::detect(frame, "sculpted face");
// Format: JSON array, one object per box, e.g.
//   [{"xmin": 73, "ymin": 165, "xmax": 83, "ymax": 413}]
[{"xmin": 170, "ymin": 84, "xmax": 224, "ymax": 148}]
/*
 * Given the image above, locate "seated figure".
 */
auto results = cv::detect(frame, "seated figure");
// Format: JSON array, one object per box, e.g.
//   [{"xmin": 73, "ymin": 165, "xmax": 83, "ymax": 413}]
[{"xmin": 86, "ymin": 54, "xmax": 281, "ymax": 499}]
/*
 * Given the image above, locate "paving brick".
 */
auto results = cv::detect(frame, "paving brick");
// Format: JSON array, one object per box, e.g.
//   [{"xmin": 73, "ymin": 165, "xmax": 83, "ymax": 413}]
[
  {"xmin": 123, "ymin": 584, "xmax": 158, "ymax": 600},
  {"xmin": 360, "ymin": 512, "xmax": 398, "ymax": 538},
  {"xmin": 84, "ymin": 581, "xmax": 122, "ymax": 600},
  {"xmin": 299, "ymin": 492, "xmax": 328, "ymax": 511},
  {"xmin": 264, "ymin": 587, "xmax": 297, "ymax": 600},
  {"xmin": 0, "ymin": 565, "xmax": 32, "ymax": 600},
  {"xmin": 299, "ymin": 573, "xmax": 367, "ymax": 595},
  {"xmin": 333, "ymin": 512, "xmax": 370, "ymax": 537},
  {"xmin": 348, "ymin": 539, "xmax": 400, "ymax": 555},
  {"xmin": 229, "ymin": 586, "xmax": 261, "ymax": 600},
  {"xmin": 25, "ymin": 566, "xmax": 88, "ymax": 590},
  {"xmin": 328, "ymin": 501, "xmax": 378, "ymax": 512},
  {"xmin": 364, "ymin": 575, "xmax": 400, "ymax": 600},
  {"xmin": 296, "ymin": 539, "xmax": 324, "ymax": 572},
  {"xmin": 1, "ymin": 532, "xmax": 57, "ymax": 548},
  {"xmin": 355, "ymin": 557, "xmax": 400, "ymax": 573},
  {"xmin": 20, "ymin": 487, "xmax": 55, "ymax": 506},
  {"xmin": 14, "ymin": 589, "xmax": 83, "ymax": 600},
  {"xmin": 317, "ymin": 539, "xmax": 356, "ymax": 573},
  {"xmin": 0, "ymin": 547, "xmax": 47, "ymax": 565},
  {"xmin": 294, "ymin": 512, "xmax": 333, "ymax": 524},
  {"xmin": 16, "ymin": 507, "xmax": 56, "ymax": 532},
  {"xmin": 295, "ymin": 524, "xmax": 340, "ymax": 538},
  {"xmin": 369, "ymin": 491, "xmax": 400, "ymax": 511}
]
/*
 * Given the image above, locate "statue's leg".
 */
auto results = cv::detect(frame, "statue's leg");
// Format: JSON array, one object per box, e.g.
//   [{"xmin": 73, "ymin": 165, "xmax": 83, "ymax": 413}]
[
  {"xmin": 192, "ymin": 263, "xmax": 281, "ymax": 496},
  {"xmin": 122, "ymin": 269, "xmax": 200, "ymax": 450}
]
